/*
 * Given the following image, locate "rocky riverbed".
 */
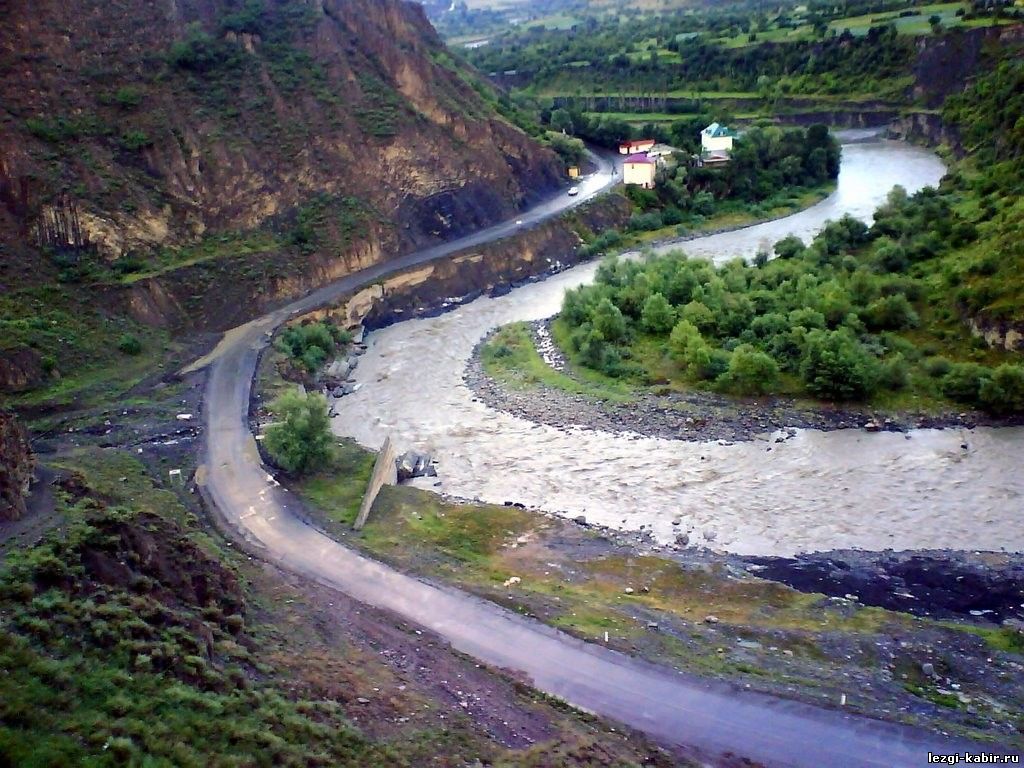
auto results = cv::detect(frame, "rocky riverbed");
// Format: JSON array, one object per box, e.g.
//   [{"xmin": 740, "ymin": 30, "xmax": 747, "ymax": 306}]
[{"xmin": 465, "ymin": 319, "xmax": 1019, "ymax": 444}]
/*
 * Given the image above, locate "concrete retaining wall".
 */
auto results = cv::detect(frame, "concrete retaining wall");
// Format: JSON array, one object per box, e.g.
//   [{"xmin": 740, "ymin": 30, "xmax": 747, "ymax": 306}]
[{"xmin": 353, "ymin": 435, "xmax": 397, "ymax": 530}]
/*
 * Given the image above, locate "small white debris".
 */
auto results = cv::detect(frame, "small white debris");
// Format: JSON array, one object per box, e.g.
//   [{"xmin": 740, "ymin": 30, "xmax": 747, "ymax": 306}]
[
  {"xmin": 502, "ymin": 576, "xmax": 521, "ymax": 587},
  {"xmin": 176, "ymin": 413, "xmax": 193, "ymax": 421}
]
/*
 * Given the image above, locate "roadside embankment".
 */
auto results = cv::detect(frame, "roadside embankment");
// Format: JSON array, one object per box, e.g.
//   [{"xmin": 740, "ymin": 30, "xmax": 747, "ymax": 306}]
[{"xmin": 295, "ymin": 194, "xmax": 632, "ymax": 332}]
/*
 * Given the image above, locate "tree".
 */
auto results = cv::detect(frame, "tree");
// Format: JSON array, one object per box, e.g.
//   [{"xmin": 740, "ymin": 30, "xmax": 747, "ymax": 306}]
[
  {"xmin": 550, "ymin": 107, "xmax": 574, "ymax": 134},
  {"xmin": 641, "ymin": 292, "xmax": 676, "ymax": 333},
  {"xmin": 545, "ymin": 131, "xmax": 586, "ymax": 166},
  {"xmin": 862, "ymin": 294, "xmax": 919, "ymax": 331},
  {"xmin": 942, "ymin": 363, "xmax": 989, "ymax": 406},
  {"xmin": 263, "ymin": 390, "xmax": 333, "ymax": 475},
  {"xmin": 680, "ymin": 300, "xmax": 716, "ymax": 335},
  {"xmin": 592, "ymin": 297, "xmax": 627, "ymax": 342},
  {"xmin": 719, "ymin": 344, "xmax": 779, "ymax": 395},
  {"xmin": 774, "ymin": 235, "xmax": 806, "ymax": 260},
  {"xmin": 668, "ymin": 319, "xmax": 716, "ymax": 379},
  {"xmin": 800, "ymin": 328, "xmax": 879, "ymax": 400},
  {"xmin": 979, "ymin": 363, "xmax": 1024, "ymax": 414}
]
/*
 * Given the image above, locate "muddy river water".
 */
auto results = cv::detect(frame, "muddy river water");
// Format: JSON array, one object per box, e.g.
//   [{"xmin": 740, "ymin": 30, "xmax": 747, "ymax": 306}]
[{"xmin": 333, "ymin": 136, "xmax": 1024, "ymax": 557}]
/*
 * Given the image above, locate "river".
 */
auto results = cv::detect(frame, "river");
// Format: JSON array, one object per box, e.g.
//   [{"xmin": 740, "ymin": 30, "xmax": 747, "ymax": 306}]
[{"xmin": 332, "ymin": 136, "xmax": 1024, "ymax": 557}]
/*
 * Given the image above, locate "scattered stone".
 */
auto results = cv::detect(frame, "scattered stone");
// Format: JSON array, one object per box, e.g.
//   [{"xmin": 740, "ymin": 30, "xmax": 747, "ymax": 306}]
[
  {"xmin": 396, "ymin": 450, "xmax": 435, "ymax": 481},
  {"xmin": 704, "ymin": 615, "xmax": 720, "ymax": 624},
  {"xmin": 574, "ymin": 515, "xmax": 588, "ymax": 526},
  {"xmin": 675, "ymin": 533, "xmax": 690, "ymax": 546},
  {"xmin": 921, "ymin": 662, "xmax": 936, "ymax": 678},
  {"xmin": 503, "ymin": 576, "xmax": 521, "ymax": 587},
  {"xmin": 624, "ymin": 587, "xmax": 635, "ymax": 595}
]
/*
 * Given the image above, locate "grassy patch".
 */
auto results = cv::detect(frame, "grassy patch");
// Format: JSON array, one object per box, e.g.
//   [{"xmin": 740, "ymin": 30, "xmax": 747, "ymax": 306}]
[
  {"xmin": 116, "ymin": 231, "xmax": 283, "ymax": 284},
  {"xmin": 949, "ymin": 624, "xmax": 1024, "ymax": 655},
  {"xmin": 0, "ymin": 447, "xmax": 407, "ymax": 767},
  {"xmin": 293, "ymin": 441, "xmax": 377, "ymax": 528},
  {"xmin": 480, "ymin": 321, "xmax": 633, "ymax": 402},
  {"xmin": 0, "ymin": 284, "xmax": 172, "ymax": 414}
]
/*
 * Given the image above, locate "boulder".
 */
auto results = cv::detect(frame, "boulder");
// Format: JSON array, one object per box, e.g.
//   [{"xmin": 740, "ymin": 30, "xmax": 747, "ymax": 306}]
[
  {"xmin": 396, "ymin": 450, "xmax": 435, "ymax": 481},
  {"xmin": 396, "ymin": 452, "xmax": 418, "ymax": 481},
  {"xmin": 324, "ymin": 358, "xmax": 352, "ymax": 383}
]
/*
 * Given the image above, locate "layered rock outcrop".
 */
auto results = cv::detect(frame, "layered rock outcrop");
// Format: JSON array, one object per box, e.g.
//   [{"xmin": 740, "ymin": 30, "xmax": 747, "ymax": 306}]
[
  {"xmin": 0, "ymin": 411, "xmax": 33, "ymax": 522},
  {"xmin": 0, "ymin": 0, "xmax": 564, "ymax": 333}
]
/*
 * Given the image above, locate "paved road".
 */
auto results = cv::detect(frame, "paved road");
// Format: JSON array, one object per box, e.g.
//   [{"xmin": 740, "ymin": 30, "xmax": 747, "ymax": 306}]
[{"xmin": 196, "ymin": 156, "xmax": 1018, "ymax": 767}]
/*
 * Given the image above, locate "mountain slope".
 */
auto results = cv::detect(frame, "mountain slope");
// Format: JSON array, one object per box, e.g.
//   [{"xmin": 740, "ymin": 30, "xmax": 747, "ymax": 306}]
[{"xmin": 0, "ymin": 0, "xmax": 564, "ymax": 395}]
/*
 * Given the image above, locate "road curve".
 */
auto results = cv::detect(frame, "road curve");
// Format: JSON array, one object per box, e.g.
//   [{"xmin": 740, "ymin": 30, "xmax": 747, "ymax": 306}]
[{"xmin": 197, "ymin": 155, "xmax": 1017, "ymax": 767}]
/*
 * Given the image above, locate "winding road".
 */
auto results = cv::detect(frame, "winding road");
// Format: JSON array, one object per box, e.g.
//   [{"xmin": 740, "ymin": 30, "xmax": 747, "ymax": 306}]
[{"xmin": 194, "ymin": 149, "xmax": 1018, "ymax": 766}]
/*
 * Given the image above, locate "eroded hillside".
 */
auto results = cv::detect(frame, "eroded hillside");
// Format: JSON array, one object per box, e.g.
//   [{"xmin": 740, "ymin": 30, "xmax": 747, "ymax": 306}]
[{"xmin": 0, "ymin": 0, "xmax": 563, "ymax": 394}]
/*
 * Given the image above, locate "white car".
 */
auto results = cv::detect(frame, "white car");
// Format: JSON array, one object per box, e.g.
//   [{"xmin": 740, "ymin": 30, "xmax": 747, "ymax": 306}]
[{"xmin": 567, "ymin": 186, "xmax": 580, "ymax": 196}]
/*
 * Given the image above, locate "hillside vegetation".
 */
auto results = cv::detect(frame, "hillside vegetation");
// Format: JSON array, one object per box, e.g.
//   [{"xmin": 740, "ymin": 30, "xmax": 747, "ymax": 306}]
[
  {"xmin": 463, "ymin": 0, "xmax": 1019, "ymax": 98},
  {"xmin": 552, "ymin": 44, "xmax": 1024, "ymax": 413}
]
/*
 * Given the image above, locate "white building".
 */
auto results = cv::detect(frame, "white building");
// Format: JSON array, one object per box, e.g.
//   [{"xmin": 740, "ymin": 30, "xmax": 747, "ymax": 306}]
[{"xmin": 701, "ymin": 122, "xmax": 736, "ymax": 152}]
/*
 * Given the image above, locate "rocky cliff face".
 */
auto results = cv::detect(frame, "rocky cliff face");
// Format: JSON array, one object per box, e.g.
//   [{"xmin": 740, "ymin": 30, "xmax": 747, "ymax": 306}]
[
  {"xmin": 0, "ymin": 411, "xmax": 33, "ymax": 521},
  {"xmin": 912, "ymin": 24, "xmax": 1024, "ymax": 108},
  {"xmin": 305, "ymin": 194, "xmax": 633, "ymax": 331},
  {"xmin": 0, "ymin": 0, "xmax": 563, "ymax": 321}
]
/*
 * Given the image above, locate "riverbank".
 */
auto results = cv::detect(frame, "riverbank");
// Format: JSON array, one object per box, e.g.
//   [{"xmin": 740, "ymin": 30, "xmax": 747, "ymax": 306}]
[
  {"xmin": 467, "ymin": 320, "xmax": 1021, "ymax": 444},
  {"xmin": 250, "ymin": 330, "xmax": 1024, "ymax": 749},
  {"xmin": 278, "ymin": 427, "xmax": 1024, "ymax": 748}
]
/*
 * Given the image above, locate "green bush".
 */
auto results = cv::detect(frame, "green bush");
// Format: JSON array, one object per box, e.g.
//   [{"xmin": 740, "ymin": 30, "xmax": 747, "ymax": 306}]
[
  {"xmin": 941, "ymin": 362, "xmax": 990, "ymax": 406},
  {"xmin": 924, "ymin": 356, "xmax": 953, "ymax": 378},
  {"xmin": 862, "ymin": 294, "xmax": 919, "ymax": 331},
  {"xmin": 263, "ymin": 390, "xmax": 333, "ymax": 475},
  {"xmin": 641, "ymin": 292, "xmax": 676, "ymax": 333},
  {"xmin": 880, "ymin": 353, "xmax": 910, "ymax": 390},
  {"xmin": 167, "ymin": 29, "xmax": 244, "ymax": 73},
  {"xmin": 800, "ymin": 328, "xmax": 879, "ymax": 400},
  {"xmin": 117, "ymin": 334, "xmax": 142, "ymax": 356},
  {"xmin": 277, "ymin": 321, "xmax": 349, "ymax": 373},
  {"xmin": 979, "ymin": 364, "xmax": 1024, "ymax": 414},
  {"xmin": 718, "ymin": 344, "xmax": 779, "ymax": 395},
  {"xmin": 592, "ymin": 297, "xmax": 627, "ymax": 343},
  {"xmin": 120, "ymin": 130, "xmax": 152, "ymax": 151}
]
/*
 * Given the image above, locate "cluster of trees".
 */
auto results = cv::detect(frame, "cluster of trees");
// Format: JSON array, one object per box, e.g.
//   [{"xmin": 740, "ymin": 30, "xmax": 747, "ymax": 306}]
[
  {"xmin": 619, "ymin": 124, "xmax": 840, "ymax": 233},
  {"xmin": 276, "ymin": 320, "xmax": 352, "ymax": 373},
  {"xmin": 559, "ymin": 185, "xmax": 1024, "ymax": 413}
]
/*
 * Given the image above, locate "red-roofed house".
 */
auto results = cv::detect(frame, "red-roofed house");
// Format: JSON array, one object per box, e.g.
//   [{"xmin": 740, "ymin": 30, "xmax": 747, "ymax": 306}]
[
  {"xmin": 623, "ymin": 153, "xmax": 655, "ymax": 188},
  {"xmin": 618, "ymin": 138, "xmax": 656, "ymax": 155}
]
